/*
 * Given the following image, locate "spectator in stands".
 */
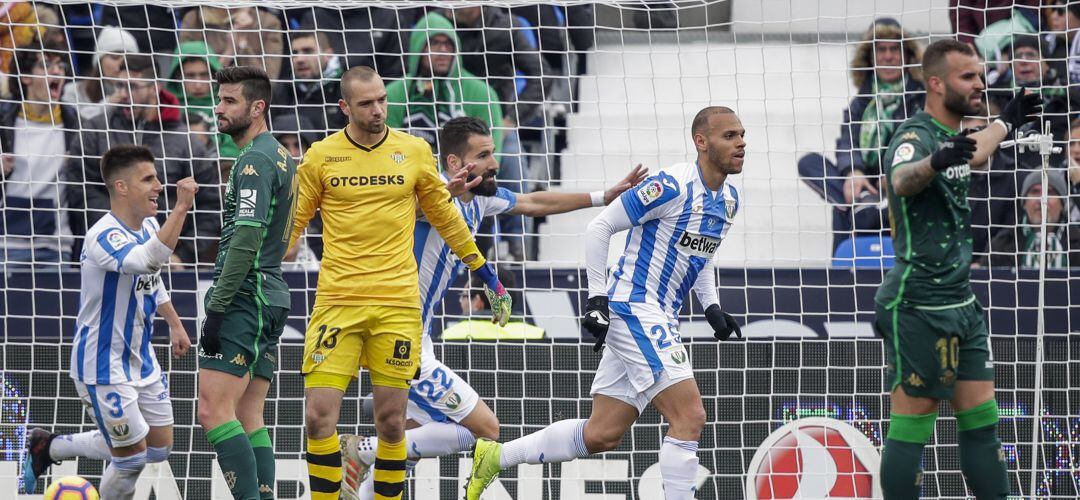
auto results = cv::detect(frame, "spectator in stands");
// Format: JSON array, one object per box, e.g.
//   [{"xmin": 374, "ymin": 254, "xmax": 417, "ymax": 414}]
[
  {"xmin": 164, "ymin": 41, "xmax": 239, "ymax": 159},
  {"xmin": 290, "ymin": 7, "xmax": 420, "ymax": 80},
  {"xmin": 951, "ymin": 0, "xmax": 1039, "ymax": 47},
  {"xmin": 1067, "ymin": 118, "xmax": 1080, "ymax": 223},
  {"xmin": 386, "ymin": 12, "xmax": 503, "ymax": 154},
  {"xmin": 798, "ymin": 18, "xmax": 924, "ymax": 251},
  {"xmin": 96, "ymin": 4, "xmax": 177, "ymax": 57},
  {"xmin": 179, "ymin": 7, "xmax": 285, "ymax": 81},
  {"xmin": 0, "ymin": 3, "xmax": 49, "ymax": 82},
  {"xmin": 980, "ymin": 171, "xmax": 1080, "ymax": 268},
  {"xmin": 0, "ymin": 46, "xmax": 79, "ymax": 268},
  {"xmin": 59, "ymin": 27, "xmax": 138, "ymax": 121},
  {"xmin": 1040, "ymin": 0, "xmax": 1069, "ymax": 78},
  {"xmin": 272, "ymin": 112, "xmax": 324, "ymax": 261},
  {"xmin": 67, "ymin": 54, "xmax": 221, "ymax": 266},
  {"xmin": 272, "ymin": 30, "xmax": 347, "ymax": 134}
]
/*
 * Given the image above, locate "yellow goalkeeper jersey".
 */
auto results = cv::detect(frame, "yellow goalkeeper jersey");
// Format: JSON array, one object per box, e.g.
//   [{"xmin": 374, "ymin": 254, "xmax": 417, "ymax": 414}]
[{"xmin": 290, "ymin": 126, "xmax": 485, "ymax": 308}]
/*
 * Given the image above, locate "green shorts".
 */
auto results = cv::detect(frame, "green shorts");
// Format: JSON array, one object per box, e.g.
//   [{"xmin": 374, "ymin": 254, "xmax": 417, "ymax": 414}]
[
  {"xmin": 198, "ymin": 291, "xmax": 288, "ymax": 381},
  {"xmin": 874, "ymin": 297, "xmax": 994, "ymax": 400}
]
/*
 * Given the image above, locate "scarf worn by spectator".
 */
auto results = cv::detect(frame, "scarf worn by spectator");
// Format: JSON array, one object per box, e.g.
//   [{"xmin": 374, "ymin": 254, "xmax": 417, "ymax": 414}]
[
  {"xmin": 858, "ymin": 79, "xmax": 905, "ymax": 170},
  {"xmin": 1018, "ymin": 214, "xmax": 1067, "ymax": 269}
]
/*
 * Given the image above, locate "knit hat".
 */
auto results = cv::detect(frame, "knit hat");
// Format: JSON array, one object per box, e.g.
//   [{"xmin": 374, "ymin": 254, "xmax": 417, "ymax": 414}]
[
  {"xmin": 1021, "ymin": 170, "xmax": 1068, "ymax": 200},
  {"xmin": 94, "ymin": 27, "xmax": 139, "ymax": 68}
]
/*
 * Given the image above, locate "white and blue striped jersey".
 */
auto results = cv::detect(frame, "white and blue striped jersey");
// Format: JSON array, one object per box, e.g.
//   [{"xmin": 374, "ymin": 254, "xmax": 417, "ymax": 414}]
[
  {"xmin": 606, "ymin": 162, "xmax": 739, "ymax": 318},
  {"xmin": 71, "ymin": 213, "xmax": 173, "ymax": 386},
  {"xmin": 414, "ymin": 184, "xmax": 516, "ymax": 335}
]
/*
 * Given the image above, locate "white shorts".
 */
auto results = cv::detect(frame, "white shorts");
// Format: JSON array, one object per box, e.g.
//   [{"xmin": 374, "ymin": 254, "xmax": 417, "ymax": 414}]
[
  {"xmin": 74, "ymin": 373, "xmax": 174, "ymax": 448},
  {"xmin": 406, "ymin": 336, "xmax": 481, "ymax": 425},
  {"xmin": 590, "ymin": 301, "xmax": 694, "ymax": 413}
]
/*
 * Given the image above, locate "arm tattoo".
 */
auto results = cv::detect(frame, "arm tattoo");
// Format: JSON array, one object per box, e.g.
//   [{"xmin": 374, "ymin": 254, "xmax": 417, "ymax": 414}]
[{"xmin": 890, "ymin": 157, "xmax": 937, "ymax": 197}]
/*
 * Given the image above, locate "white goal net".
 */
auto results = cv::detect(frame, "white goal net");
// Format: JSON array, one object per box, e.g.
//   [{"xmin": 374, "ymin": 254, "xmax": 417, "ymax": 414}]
[{"xmin": 0, "ymin": 0, "xmax": 1075, "ymax": 499}]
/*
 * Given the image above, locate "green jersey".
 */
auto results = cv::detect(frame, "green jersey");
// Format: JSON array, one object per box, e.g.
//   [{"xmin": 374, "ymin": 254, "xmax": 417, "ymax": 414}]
[
  {"xmin": 876, "ymin": 111, "xmax": 975, "ymax": 308},
  {"xmin": 214, "ymin": 132, "xmax": 298, "ymax": 308}
]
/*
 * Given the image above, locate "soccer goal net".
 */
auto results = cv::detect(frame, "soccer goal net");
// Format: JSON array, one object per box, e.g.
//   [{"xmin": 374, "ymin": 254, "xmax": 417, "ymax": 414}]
[{"xmin": 0, "ymin": 0, "xmax": 1074, "ymax": 499}]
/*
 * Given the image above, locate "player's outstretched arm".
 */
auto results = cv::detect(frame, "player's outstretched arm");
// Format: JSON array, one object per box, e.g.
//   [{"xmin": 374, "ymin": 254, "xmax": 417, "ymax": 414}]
[{"xmin": 510, "ymin": 164, "xmax": 648, "ymax": 217}]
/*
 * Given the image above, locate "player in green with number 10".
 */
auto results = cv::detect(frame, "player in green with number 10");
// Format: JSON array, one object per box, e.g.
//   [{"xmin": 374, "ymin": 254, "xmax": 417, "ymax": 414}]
[
  {"xmin": 875, "ymin": 39, "xmax": 1041, "ymax": 500},
  {"xmin": 196, "ymin": 66, "xmax": 298, "ymax": 500}
]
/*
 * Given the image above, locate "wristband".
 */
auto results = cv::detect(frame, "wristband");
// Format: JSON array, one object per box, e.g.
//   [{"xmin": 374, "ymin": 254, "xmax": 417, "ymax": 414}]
[
  {"xmin": 590, "ymin": 190, "xmax": 605, "ymax": 207},
  {"xmin": 992, "ymin": 118, "xmax": 1010, "ymax": 135},
  {"xmin": 474, "ymin": 262, "xmax": 504, "ymax": 293}
]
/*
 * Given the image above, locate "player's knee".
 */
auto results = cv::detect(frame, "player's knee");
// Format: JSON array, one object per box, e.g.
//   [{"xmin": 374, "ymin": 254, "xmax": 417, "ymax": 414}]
[
  {"xmin": 146, "ymin": 445, "xmax": 171, "ymax": 463},
  {"xmin": 472, "ymin": 415, "xmax": 500, "ymax": 441},
  {"xmin": 583, "ymin": 425, "xmax": 625, "ymax": 453},
  {"xmin": 373, "ymin": 406, "xmax": 407, "ymax": 442},
  {"xmin": 304, "ymin": 402, "xmax": 337, "ymax": 437},
  {"xmin": 678, "ymin": 405, "xmax": 707, "ymax": 439},
  {"xmin": 235, "ymin": 405, "xmax": 264, "ymax": 431}
]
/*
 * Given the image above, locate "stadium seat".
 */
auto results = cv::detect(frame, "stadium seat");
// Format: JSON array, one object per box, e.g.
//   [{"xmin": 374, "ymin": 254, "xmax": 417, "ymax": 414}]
[{"xmin": 832, "ymin": 235, "xmax": 896, "ymax": 269}]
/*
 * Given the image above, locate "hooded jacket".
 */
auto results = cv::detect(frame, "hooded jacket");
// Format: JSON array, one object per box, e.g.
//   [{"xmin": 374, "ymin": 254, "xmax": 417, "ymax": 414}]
[
  {"xmin": 67, "ymin": 89, "xmax": 222, "ymax": 263},
  {"xmin": 385, "ymin": 12, "xmax": 503, "ymax": 154},
  {"xmin": 165, "ymin": 41, "xmax": 238, "ymax": 159}
]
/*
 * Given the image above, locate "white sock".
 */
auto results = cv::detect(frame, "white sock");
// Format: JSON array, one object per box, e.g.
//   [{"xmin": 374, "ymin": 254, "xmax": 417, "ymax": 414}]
[
  {"xmin": 660, "ymin": 436, "xmax": 699, "ymax": 500},
  {"xmin": 99, "ymin": 451, "xmax": 145, "ymax": 500},
  {"xmin": 499, "ymin": 419, "xmax": 588, "ymax": 468},
  {"xmin": 356, "ymin": 422, "xmax": 476, "ymax": 464},
  {"xmin": 49, "ymin": 431, "xmax": 112, "ymax": 461}
]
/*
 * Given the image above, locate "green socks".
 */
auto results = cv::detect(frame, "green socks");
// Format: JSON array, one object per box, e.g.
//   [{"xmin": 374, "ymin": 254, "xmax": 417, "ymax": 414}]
[
  {"xmin": 248, "ymin": 427, "xmax": 275, "ymax": 500},
  {"xmin": 881, "ymin": 412, "xmax": 937, "ymax": 500},
  {"xmin": 207, "ymin": 420, "xmax": 260, "ymax": 500},
  {"xmin": 956, "ymin": 400, "xmax": 1009, "ymax": 499}
]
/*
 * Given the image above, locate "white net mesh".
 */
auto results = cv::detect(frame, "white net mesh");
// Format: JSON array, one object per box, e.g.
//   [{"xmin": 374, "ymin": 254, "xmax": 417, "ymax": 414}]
[{"xmin": 0, "ymin": 1, "xmax": 1076, "ymax": 499}]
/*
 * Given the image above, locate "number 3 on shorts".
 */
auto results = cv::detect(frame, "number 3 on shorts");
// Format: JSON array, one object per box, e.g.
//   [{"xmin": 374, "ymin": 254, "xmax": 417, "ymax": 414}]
[{"xmin": 104, "ymin": 391, "xmax": 123, "ymax": 418}]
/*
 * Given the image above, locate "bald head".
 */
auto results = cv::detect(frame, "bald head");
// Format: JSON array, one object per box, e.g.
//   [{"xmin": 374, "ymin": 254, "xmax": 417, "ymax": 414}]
[
  {"xmin": 691, "ymin": 106, "xmax": 735, "ymax": 137},
  {"xmin": 340, "ymin": 66, "xmax": 381, "ymax": 101}
]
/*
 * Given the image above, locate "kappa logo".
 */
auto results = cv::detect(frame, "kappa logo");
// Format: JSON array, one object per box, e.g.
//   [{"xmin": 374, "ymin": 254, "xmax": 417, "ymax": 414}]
[
  {"xmin": 240, "ymin": 164, "xmax": 259, "ymax": 176},
  {"xmin": 900, "ymin": 131, "xmax": 919, "ymax": 141},
  {"xmin": 260, "ymin": 484, "xmax": 273, "ymax": 494},
  {"xmin": 231, "ymin": 353, "xmax": 247, "ymax": 366},
  {"xmin": 906, "ymin": 373, "xmax": 924, "ymax": 387},
  {"xmin": 745, "ymin": 417, "xmax": 881, "ymax": 499}
]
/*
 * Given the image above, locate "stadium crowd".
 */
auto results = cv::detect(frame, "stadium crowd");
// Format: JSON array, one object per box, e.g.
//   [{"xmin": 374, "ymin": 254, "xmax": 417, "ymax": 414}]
[{"xmin": 1, "ymin": 2, "xmax": 1079, "ymax": 271}]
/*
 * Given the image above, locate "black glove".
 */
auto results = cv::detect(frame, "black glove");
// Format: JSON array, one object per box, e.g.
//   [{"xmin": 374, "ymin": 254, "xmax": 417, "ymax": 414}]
[
  {"xmin": 200, "ymin": 309, "xmax": 224, "ymax": 356},
  {"xmin": 705, "ymin": 304, "xmax": 742, "ymax": 341},
  {"xmin": 998, "ymin": 88, "xmax": 1043, "ymax": 133},
  {"xmin": 582, "ymin": 296, "xmax": 610, "ymax": 352},
  {"xmin": 930, "ymin": 135, "xmax": 976, "ymax": 171}
]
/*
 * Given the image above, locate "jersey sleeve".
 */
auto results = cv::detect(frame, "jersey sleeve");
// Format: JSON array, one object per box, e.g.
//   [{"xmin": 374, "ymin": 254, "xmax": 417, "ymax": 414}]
[
  {"xmin": 85, "ymin": 227, "xmax": 173, "ymax": 275},
  {"xmin": 619, "ymin": 171, "xmax": 683, "ymax": 225},
  {"xmin": 289, "ymin": 147, "xmax": 324, "ymax": 249},
  {"xmin": 414, "ymin": 140, "xmax": 485, "ymax": 268},
  {"xmin": 886, "ymin": 129, "xmax": 935, "ymax": 172},
  {"xmin": 231, "ymin": 154, "xmax": 279, "ymax": 228},
  {"xmin": 481, "ymin": 187, "xmax": 518, "ymax": 217}
]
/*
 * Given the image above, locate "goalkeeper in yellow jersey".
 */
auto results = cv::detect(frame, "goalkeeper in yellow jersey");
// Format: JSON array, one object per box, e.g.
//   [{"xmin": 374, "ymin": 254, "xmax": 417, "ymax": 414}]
[{"xmin": 289, "ymin": 66, "xmax": 510, "ymax": 500}]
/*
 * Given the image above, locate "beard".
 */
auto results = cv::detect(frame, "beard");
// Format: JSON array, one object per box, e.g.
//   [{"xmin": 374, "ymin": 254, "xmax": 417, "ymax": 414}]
[
  {"xmin": 707, "ymin": 147, "xmax": 742, "ymax": 174},
  {"xmin": 219, "ymin": 113, "xmax": 253, "ymax": 136},
  {"xmin": 468, "ymin": 172, "xmax": 498, "ymax": 196},
  {"xmin": 352, "ymin": 116, "xmax": 385, "ymax": 135},
  {"xmin": 943, "ymin": 85, "xmax": 985, "ymax": 117}
]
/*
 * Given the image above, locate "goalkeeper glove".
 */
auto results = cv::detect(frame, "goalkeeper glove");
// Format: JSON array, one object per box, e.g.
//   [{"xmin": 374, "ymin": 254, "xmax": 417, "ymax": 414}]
[
  {"xmin": 475, "ymin": 263, "xmax": 512, "ymax": 327},
  {"xmin": 930, "ymin": 135, "xmax": 976, "ymax": 171},
  {"xmin": 200, "ymin": 309, "xmax": 224, "ymax": 356},
  {"xmin": 705, "ymin": 304, "xmax": 742, "ymax": 341},
  {"xmin": 582, "ymin": 296, "xmax": 610, "ymax": 352},
  {"xmin": 997, "ymin": 88, "xmax": 1042, "ymax": 134}
]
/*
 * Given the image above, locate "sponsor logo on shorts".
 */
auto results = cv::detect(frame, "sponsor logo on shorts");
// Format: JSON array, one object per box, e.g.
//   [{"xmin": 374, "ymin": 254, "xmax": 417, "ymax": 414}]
[
  {"xmin": 445, "ymin": 392, "xmax": 461, "ymax": 410},
  {"xmin": 263, "ymin": 351, "xmax": 277, "ymax": 364},
  {"xmin": 199, "ymin": 349, "xmax": 223, "ymax": 359},
  {"xmin": 110, "ymin": 421, "xmax": 130, "ymax": 439},
  {"xmin": 745, "ymin": 417, "xmax": 880, "ymax": 499},
  {"xmin": 394, "ymin": 340, "xmax": 412, "ymax": 360},
  {"xmin": 905, "ymin": 373, "xmax": 924, "ymax": 388},
  {"xmin": 157, "ymin": 392, "xmax": 168, "ymax": 401},
  {"xmin": 231, "ymin": 353, "xmax": 247, "ymax": 366}
]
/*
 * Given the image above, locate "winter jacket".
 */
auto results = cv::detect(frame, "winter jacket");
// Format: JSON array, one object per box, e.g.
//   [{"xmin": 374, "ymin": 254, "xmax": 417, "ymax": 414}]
[
  {"xmin": 386, "ymin": 12, "xmax": 503, "ymax": 153},
  {"xmin": 294, "ymin": 7, "xmax": 420, "ymax": 80},
  {"xmin": 165, "ymin": 41, "xmax": 239, "ymax": 159},
  {"xmin": 270, "ymin": 56, "xmax": 347, "ymax": 135},
  {"xmin": 67, "ymin": 90, "xmax": 221, "ymax": 264}
]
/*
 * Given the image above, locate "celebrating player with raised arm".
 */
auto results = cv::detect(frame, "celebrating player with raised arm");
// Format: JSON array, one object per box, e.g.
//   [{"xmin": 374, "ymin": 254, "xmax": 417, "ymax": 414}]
[
  {"xmin": 466, "ymin": 106, "xmax": 745, "ymax": 500},
  {"xmin": 22, "ymin": 145, "xmax": 194, "ymax": 499},
  {"xmin": 337, "ymin": 116, "xmax": 647, "ymax": 499},
  {"xmin": 196, "ymin": 66, "xmax": 297, "ymax": 500},
  {"xmin": 874, "ymin": 40, "xmax": 1040, "ymax": 500},
  {"xmin": 290, "ymin": 68, "xmax": 510, "ymax": 500}
]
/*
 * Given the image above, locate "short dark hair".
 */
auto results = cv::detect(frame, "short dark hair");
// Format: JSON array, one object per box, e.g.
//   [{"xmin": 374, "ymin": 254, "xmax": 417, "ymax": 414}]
[
  {"xmin": 101, "ymin": 144, "xmax": 156, "ymax": 190},
  {"xmin": 215, "ymin": 65, "xmax": 272, "ymax": 108},
  {"xmin": 340, "ymin": 66, "xmax": 381, "ymax": 101},
  {"xmin": 921, "ymin": 39, "xmax": 976, "ymax": 80},
  {"xmin": 122, "ymin": 53, "xmax": 155, "ymax": 77},
  {"xmin": 290, "ymin": 30, "xmax": 333, "ymax": 51},
  {"xmin": 691, "ymin": 106, "xmax": 735, "ymax": 137},
  {"xmin": 438, "ymin": 117, "xmax": 490, "ymax": 167}
]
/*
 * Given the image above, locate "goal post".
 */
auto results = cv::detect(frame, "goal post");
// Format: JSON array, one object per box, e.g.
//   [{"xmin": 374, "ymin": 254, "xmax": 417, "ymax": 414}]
[{"xmin": 0, "ymin": 1, "xmax": 1073, "ymax": 499}]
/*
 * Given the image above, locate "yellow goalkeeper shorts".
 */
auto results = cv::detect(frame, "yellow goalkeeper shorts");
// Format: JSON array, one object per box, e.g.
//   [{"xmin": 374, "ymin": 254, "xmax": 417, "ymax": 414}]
[{"xmin": 301, "ymin": 304, "xmax": 421, "ymax": 390}]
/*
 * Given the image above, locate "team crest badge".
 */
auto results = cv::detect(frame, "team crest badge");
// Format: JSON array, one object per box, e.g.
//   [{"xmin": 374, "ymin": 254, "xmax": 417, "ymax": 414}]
[
  {"xmin": 311, "ymin": 350, "xmax": 325, "ymax": 364},
  {"xmin": 445, "ymin": 392, "xmax": 461, "ymax": 410},
  {"xmin": 725, "ymin": 198, "xmax": 737, "ymax": 219},
  {"xmin": 391, "ymin": 151, "xmax": 405, "ymax": 164}
]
